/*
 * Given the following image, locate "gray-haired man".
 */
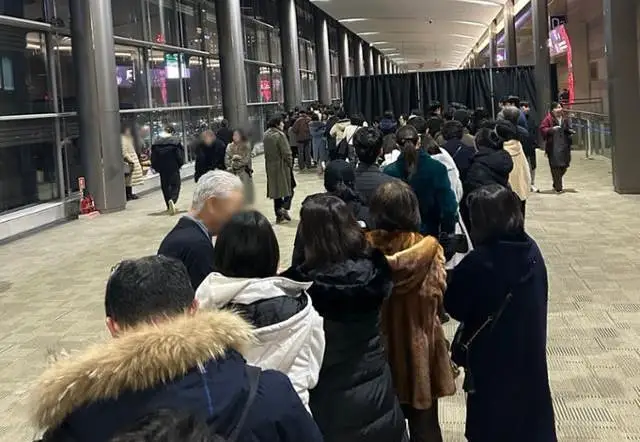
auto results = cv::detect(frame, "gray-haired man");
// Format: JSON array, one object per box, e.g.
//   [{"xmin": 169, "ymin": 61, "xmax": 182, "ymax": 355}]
[{"xmin": 158, "ymin": 170, "xmax": 244, "ymax": 289}]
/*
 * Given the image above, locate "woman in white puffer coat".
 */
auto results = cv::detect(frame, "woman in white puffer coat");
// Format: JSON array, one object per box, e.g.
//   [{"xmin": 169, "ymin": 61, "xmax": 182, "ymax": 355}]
[{"xmin": 196, "ymin": 210, "xmax": 325, "ymax": 411}]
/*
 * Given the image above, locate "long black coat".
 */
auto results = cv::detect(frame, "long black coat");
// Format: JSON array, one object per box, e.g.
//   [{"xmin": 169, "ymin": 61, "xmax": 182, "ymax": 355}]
[
  {"xmin": 193, "ymin": 138, "xmax": 227, "ymax": 182},
  {"xmin": 540, "ymin": 113, "xmax": 572, "ymax": 168},
  {"xmin": 283, "ymin": 251, "xmax": 408, "ymax": 442},
  {"xmin": 445, "ymin": 233, "xmax": 557, "ymax": 442}
]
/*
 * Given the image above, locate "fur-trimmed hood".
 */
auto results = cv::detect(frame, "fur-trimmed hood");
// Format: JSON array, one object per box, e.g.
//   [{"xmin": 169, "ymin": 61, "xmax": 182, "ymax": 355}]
[
  {"xmin": 367, "ymin": 230, "xmax": 445, "ymax": 296},
  {"xmin": 31, "ymin": 310, "xmax": 254, "ymax": 431}
]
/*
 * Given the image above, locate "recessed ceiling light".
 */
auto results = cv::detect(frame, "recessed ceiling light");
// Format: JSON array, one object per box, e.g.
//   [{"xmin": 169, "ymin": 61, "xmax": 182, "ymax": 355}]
[
  {"xmin": 448, "ymin": 33, "xmax": 477, "ymax": 39},
  {"xmin": 340, "ymin": 18, "xmax": 368, "ymax": 23},
  {"xmin": 387, "ymin": 53, "xmax": 400, "ymax": 56},
  {"xmin": 357, "ymin": 32, "xmax": 379, "ymax": 36},
  {"xmin": 452, "ymin": 20, "xmax": 488, "ymax": 27},
  {"xmin": 380, "ymin": 48, "xmax": 397, "ymax": 52},
  {"xmin": 455, "ymin": 0, "xmax": 501, "ymax": 6},
  {"xmin": 370, "ymin": 41, "xmax": 389, "ymax": 45}
]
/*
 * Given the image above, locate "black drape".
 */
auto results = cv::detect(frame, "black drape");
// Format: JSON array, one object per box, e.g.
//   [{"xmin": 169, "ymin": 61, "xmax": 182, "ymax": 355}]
[
  {"xmin": 343, "ymin": 74, "xmax": 419, "ymax": 123},
  {"xmin": 342, "ymin": 65, "xmax": 558, "ymax": 122}
]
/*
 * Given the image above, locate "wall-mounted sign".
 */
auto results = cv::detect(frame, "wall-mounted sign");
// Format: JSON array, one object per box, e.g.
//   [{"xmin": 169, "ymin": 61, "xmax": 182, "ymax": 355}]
[{"xmin": 550, "ymin": 15, "xmax": 567, "ymax": 30}]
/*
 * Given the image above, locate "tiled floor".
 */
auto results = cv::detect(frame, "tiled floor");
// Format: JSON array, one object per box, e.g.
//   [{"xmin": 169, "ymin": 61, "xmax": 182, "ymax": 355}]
[{"xmin": 1, "ymin": 152, "xmax": 639, "ymax": 441}]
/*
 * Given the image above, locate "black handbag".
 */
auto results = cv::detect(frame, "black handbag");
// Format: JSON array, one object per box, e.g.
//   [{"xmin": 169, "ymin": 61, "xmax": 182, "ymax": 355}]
[{"xmin": 451, "ymin": 291, "xmax": 513, "ymax": 393}]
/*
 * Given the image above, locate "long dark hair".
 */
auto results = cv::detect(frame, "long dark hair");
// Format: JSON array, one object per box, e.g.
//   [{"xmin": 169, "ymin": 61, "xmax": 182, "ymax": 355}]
[
  {"xmin": 467, "ymin": 184, "xmax": 524, "ymax": 245},
  {"xmin": 300, "ymin": 194, "xmax": 369, "ymax": 268},
  {"xmin": 370, "ymin": 181, "xmax": 421, "ymax": 232},
  {"xmin": 213, "ymin": 211, "xmax": 279, "ymax": 278},
  {"xmin": 395, "ymin": 124, "xmax": 420, "ymax": 178}
]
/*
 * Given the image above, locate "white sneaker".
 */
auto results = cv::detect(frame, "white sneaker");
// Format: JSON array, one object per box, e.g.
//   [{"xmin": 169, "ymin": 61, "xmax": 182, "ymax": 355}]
[
  {"xmin": 167, "ymin": 200, "xmax": 177, "ymax": 215},
  {"xmin": 531, "ymin": 185, "xmax": 539, "ymax": 193}
]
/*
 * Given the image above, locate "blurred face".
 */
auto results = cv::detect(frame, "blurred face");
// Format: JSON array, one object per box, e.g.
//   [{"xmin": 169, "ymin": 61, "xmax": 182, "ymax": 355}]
[
  {"xmin": 552, "ymin": 105, "xmax": 563, "ymax": 118},
  {"xmin": 232, "ymin": 131, "xmax": 242, "ymax": 144},
  {"xmin": 399, "ymin": 116, "xmax": 406, "ymax": 126},
  {"xmin": 202, "ymin": 132, "xmax": 215, "ymax": 145},
  {"xmin": 201, "ymin": 190, "xmax": 245, "ymax": 234},
  {"xmin": 521, "ymin": 105, "xmax": 530, "ymax": 114}
]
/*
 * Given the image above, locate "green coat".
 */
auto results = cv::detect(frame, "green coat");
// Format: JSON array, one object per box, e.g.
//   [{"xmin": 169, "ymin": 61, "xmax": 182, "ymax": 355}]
[{"xmin": 263, "ymin": 128, "xmax": 294, "ymax": 199}]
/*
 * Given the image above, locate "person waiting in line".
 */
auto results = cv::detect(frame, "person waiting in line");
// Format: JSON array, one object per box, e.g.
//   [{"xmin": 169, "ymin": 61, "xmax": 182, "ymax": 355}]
[
  {"xmin": 282, "ymin": 194, "xmax": 409, "ymax": 442},
  {"xmin": 158, "ymin": 170, "xmax": 244, "ymax": 290},
  {"xmin": 495, "ymin": 120, "xmax": 531, "ymax": 217},
  {"xmin": 367, "ymin": 181, "xmax": 456, "ymax": 442},
  {"xmin": 110, "ymin": 409, "xmax": 216, "ymax": 442},
  {"xmin": 328, "ymin": 109, "xmax": 350, "ymax": 146},
  {"xmin": 441, "ymin": 120, "xmax": 476, "ymax": 181},
  {"xmin": 469, "ymin": 107, "xmax": 490, "ymax": 135},
  {"xmin": 453, "ymin": 109, "xmax": 476, "ymax": 150},
  {"xmin": 309, "ymin": 112, "xmax": 327, "ymax": 174},
  {"xmin": 445, "ymin": 185, "xmax": 557, "ymax": 442},
  {"xmin": 379, "ymin": 110, "xmax": 398, "ymax": 136},
  {"xmin": 428, "ymin": 115, "xmax": 445, "ymax": 146},
  {"xmin": 196, "ymin": 211, "xmax": 325, "ymax": 412},
  {"xmin": 193, "ymin": 129, "xmax": 226, "ymax": 183},
  {"xmin": 225, "ymin": 129, "xmax": 254, "ymax": 205},
  {"xmin": 384, "ymin": 124, "xmax": 457, "ymax": 238},
  {"xmin": 520, "ymin": 101, "xmax": 539, "ymax": 192},
  {"xmin": 292, "ymin": 110, "xmax": 313, "ymax": 171},
  {"xmin": 291, "ymin": 159, "xmax": 372, "ymax": 267},
  {"xmin": 263, "ymin": 115, "xmax": 295, "ymax": 224},
  {"xmin": 342, "ymin": 112, "xmax": 368, "ymax": 162},
  {"xmin": 215, "ymin": 118, "xmax": 233, "ymax": 146},
  {"xmin": 409, "ymin": 117, "xmax": 472, "ymax": 269},
  {"xmin": 353, "ymin": 127, "xmax": 398, "ymax": 205},
  {"xmin": 121, "ymin": 123, "xmax": 144, "ymax": 201},
  {"xmin": 398, "ymin": 113, "xmax": 408, "ymax": 127},
  {"xmin": 540, "ymin": 102, "xmax": 573, "ymax": 193},
  {"xmin": 31, "ymin": 256, "xmax": 323, "ymax": 442},
  {"xmin": 427, "ymin": 101, "xmax": 442, "ymax": 118},
  {"xmin": 503, "ymin": 106, "xmax": 537, "ymax": 194},
  {"xmin": 150, "ymin": 126, "xmax": 185, "ymax": 215}
]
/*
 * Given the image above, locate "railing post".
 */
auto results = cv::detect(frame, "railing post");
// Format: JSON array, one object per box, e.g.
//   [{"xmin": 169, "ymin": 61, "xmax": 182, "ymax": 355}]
[{"xmin": 586, "ymin": 119, "xmax": 592, "ymax": 159}]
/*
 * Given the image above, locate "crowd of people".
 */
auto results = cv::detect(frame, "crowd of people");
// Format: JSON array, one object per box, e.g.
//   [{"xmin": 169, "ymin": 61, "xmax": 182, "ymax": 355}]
[{"xmin": 33, "ymin": 96, "xmax": 570, "ymax": 442}]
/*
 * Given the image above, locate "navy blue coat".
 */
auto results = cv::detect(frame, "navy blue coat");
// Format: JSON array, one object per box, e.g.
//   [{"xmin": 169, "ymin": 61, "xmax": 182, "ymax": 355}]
[
  {"xmin": 445, "ymin": 234, "xmax": 557, "ymax": 442},
  {"xmin": 35, "ymin": 311, "xmax": 323, "ymax": 442}
]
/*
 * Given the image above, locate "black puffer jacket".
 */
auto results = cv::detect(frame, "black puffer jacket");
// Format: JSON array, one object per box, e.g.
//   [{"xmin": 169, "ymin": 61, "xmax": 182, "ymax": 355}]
[
  {"xmin": 464, "ymin": 147, "xmax": 514, "ymax": 195},
  {"xmin": 150, "ymin": 136, "xmax": 185, "ymax": 174},
  {"xmin": 283, "ymin": 251, "xmax": 409, "ymax": 442}
]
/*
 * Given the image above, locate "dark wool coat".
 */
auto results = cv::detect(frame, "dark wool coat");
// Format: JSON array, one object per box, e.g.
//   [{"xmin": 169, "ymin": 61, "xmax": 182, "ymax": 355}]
[
  {"xmin": 445, "ymin": 233, "xmax": 557, "ymax": 442},
  {"xmin": 540, "ymin": 113, "xmax": 572, "ymax": 168},
  {"xmin": 282, "ymin": 251, "xmax": 408, "ymax": 442},
  {"xmin": 32, "ymin": 311, "xmax": 323, "ymax": 442},
  {"xmin": 263, "ymin": 128, "xmax": 294, "ymax": 199},
  {"xmin": 367, "ymin": 231, "xmax": 456, "ymax": 410},
  {"xmin": 384, "ymin": 149, "xmax": 458, "ymax": 236},
  {"xmin": 193, "ymin": 138, "xmax": 227, "ymax": 182}
]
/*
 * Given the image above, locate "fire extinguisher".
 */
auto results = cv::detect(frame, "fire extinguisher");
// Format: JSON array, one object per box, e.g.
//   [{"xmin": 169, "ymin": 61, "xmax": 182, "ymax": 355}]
[{"xmin": 78, "ymin": 176, "xmax": 97, "ymax": 214}]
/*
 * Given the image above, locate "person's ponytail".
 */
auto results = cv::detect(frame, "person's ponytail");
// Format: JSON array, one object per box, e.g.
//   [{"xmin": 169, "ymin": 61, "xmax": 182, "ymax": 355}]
[{"xmin": 401, "ymin": 138, "xmax": 418, "ymax": 178}]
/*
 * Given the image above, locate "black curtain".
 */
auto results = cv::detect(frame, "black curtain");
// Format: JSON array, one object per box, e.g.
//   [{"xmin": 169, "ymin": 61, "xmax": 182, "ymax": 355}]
[
  {"xmin": 343, "ymin": 74, "xmax": 419, "ymax": 123},
  {"xmin": 342, "ymin": 65, "xmax": 558, "ymax": 122}
]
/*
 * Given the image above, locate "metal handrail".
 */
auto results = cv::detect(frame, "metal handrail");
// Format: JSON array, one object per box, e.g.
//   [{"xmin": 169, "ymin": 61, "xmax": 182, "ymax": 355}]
[{"xmin": 565, "ymin": 109, "xmax": 611, "ymax": 159}]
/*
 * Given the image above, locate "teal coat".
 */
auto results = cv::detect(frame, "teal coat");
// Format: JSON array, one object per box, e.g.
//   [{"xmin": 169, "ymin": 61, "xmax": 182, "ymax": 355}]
[{"xmin": 384, "ymin": 150, "xmax": 458, "ymax": 236}]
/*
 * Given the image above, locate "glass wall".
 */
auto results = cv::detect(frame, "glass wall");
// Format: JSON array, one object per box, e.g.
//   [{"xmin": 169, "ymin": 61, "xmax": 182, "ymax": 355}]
[
  {"xmin": 328, "ymin": 23, "xmax": 341, "ymax": 99},
  {"xmin": 296, "ymin": 1, "xmax": 317, "ymax": 103},
  {"xmin": 242, "ymin": 0, "xmax": 282, "ymax": 140}
]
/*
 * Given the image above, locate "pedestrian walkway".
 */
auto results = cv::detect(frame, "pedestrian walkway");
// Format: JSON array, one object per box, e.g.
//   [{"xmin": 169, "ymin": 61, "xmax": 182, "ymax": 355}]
[{"xmin": 0, "ymin": 153, "xmax": 639, "ymax": 441}]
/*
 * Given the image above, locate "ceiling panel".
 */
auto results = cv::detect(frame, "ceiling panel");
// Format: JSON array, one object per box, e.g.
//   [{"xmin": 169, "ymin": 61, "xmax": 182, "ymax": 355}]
[{"xmin": 313, "ymin": 0, "xmax": 505, "ymax": 67}]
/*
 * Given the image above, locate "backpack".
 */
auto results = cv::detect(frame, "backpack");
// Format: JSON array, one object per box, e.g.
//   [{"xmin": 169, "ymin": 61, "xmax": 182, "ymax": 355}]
[{"xmin": 331, "ymin": 136, "xmax": 351, "ymax": 161}]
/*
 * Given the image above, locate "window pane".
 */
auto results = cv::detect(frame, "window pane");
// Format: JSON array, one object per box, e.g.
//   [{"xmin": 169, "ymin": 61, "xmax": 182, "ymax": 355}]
[
  {"xmin": 0, "ymin": 31, "xmax": 51, "ymax": 115},
  {"xmin": 115, "ymin": 45, "xmax": 149, "ymax": 109},
  {"xmin": 206, "ymin": 59, "xmax": 222, "ymax": 106},
  {"xmin": 255, "ymin": 25, "xmax": 269, "ymax": 63},
  {"xmin": 298, "ymin": 40, "xmax": 307, "ymax": 70},
  {"xmin": 245, "ymin": 63, "xmax": 260, "ymax": 103},
  {"xmin": 243, "ymin": 19, "xmax": 257, "ymax": 60},
  {"xmin": 269, "ymin": 28, "xmax": 281, "ymax": 65},
  {"xmin": 111, "ymin": 0, "xmax": 146, "ymax": 39},
  {"xmin": 259, "ymin": 67, "xmax": 273, "ymax": 102},
  {"xmin": 177, "ymin": 0, "xmax": 201, "ymax": 50},
  {"xmin": 149, "ymin": 50, "xmax": 183, "ymax": 107},
  {"xmin": 148, "ymin": 0, "xmax": 178, "ymax": 45},
  {"xmin": 0, "ymin": 119, "xmax": 60, "ymax": 213},
  {"xmin": 183, "ymin": 55, "xmax": 206, "ymax": 105},
  {"xmin": 203, "ymin": 5, "xmax": 219, "ymax": 55},
  {"xmin": 272, "ymin": 68, "xmax": 283, "ymax": 103},
  {"xmin": 307, "ymin": 43, "xmax": 315, "ymax": 72},
  {"xmin": 2, "ymin": 0, "xmax": 45, "ymax": 22},
  {"xmin": 52, "ymin": 35, "xmax": 78, "ymax": 112}
]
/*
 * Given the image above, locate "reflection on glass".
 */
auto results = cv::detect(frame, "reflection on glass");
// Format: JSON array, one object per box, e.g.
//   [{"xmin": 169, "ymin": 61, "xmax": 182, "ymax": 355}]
[
  {"xmin": 203, "ymin": 5, "xmax": 219, "ymax": 55},
  {"xmin": 149, "ymin": 50, "xmax": 183, "ymax": 107},
  {"xmin": 52, "ymin": 34, "xmax": 77, "ymax": 112},
  {"xmin": 2, "ymin": 0, "xmax": 45, "ymax": 22},
  {"xmin": 272, "ymin": 68, "xmax": 283, "ymax": 103},
  {"xmin": 206, "ymin": 59, "xmax": 222, "ymax": 106},
  {"xmin": 111, "ymin": 0, "xmax": 145, "ymax": 39},
  {"xmin": 0, "ymin": 120, "xmax": 60, "ymax": 213},
  {"xmin": 270, "ymin": 29, "xmax": 281, "ymax": 65},
  {"xmin": 183, "ymin": 55, "xmax": 206, "ymax": 106},
  {"xmin": 115, "ymin": 45, "xmax": 149, "ymax": 109},
  {"xmin": 148, "ymin": 0, "xmax": 178, "ymax": 45}
]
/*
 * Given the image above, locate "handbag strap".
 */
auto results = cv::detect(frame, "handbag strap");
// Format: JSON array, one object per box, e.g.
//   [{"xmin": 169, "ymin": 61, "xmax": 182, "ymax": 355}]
[
  {"xmin": 463, "ymin": 292, "xmax": 513, "ymax": 350},
  {"xmin": 227, "ymin": 365, "xmax": 261, "ymax": 442}
]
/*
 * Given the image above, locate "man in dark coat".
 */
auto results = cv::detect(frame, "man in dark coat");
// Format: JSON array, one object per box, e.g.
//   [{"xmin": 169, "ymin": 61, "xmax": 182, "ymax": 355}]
[
  {"xmin": 292, "ymin": 110, "xmax": 313, "ymax": 170},
  {"xmin": 31, "ymin": 256, "xmax": 323, "ymax": 442},
  {"xmin": 445, "ymin": 185, "xmax": 557, "ymax": 442},
  {"xmin": 441, "ymin": 120, "xmax": 476, "ymax": 182},
  {"xmin": 158, "ymin": 170, "xmax": 244, "ymax": 290},
  {"xmin": 353, "ymin": 126, "xmax": 397, "ymax": 205},
  {"xmin": 263, "ymin": 116, "xmax": 295, "ymax": 224},
  {"xmin": 215, "ymin": 119, "xmax": 233, "ymax": 146},
  {"xmin": 150, "ymin": 126, "xmax": 185, "ymax": 215},
  {"xmin": 193, "ymin": 130, "xmax": 227, "ymax": 182}
]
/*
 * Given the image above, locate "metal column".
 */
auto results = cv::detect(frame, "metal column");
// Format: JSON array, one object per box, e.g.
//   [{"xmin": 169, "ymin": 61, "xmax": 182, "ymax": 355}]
[
  {"xmin": 504, "ymin": 0, "xmax": 518, "ymax": 65},
  {"xmin": 315, "ymin": 15, "xmax": 331, "ymax": 105},
  {"xmin": 279, "ymin": 0, "xmax": 302, "ymax": 109},
  {"xmin": 356, "ymin": 41, "xmax": 365, "ymax": 76},
  {"xmin": 375, "ymin": 51, "xmax": 382, "ymax": 75},
  {"xmin": 605, "ymin": 0, "xmax": 640, "ymax": 193},
  {"xmin": 532, "ymin": 0, "xmax": 551, "ymax": 115},
  {"xmin": 69, "ymin": 0, "xmax": 125, "ymax": 213},
  {"xmin": 489, "ymin": 20, "xmax": 497, "ymax": 68},
  {"xmin": 365, "ymin": 45, "xmax": 374, "ymax": 75},
  {"xmin": 339, "ymin": 29, "xmax": 350, "ymax": 77},
  {"xmin": 382, "ymin": 58, "xmax": 388, "ymax": 75},
  {"xmin": 216, "ymin": 0, "xmax": 248, "ymax": 129}
]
